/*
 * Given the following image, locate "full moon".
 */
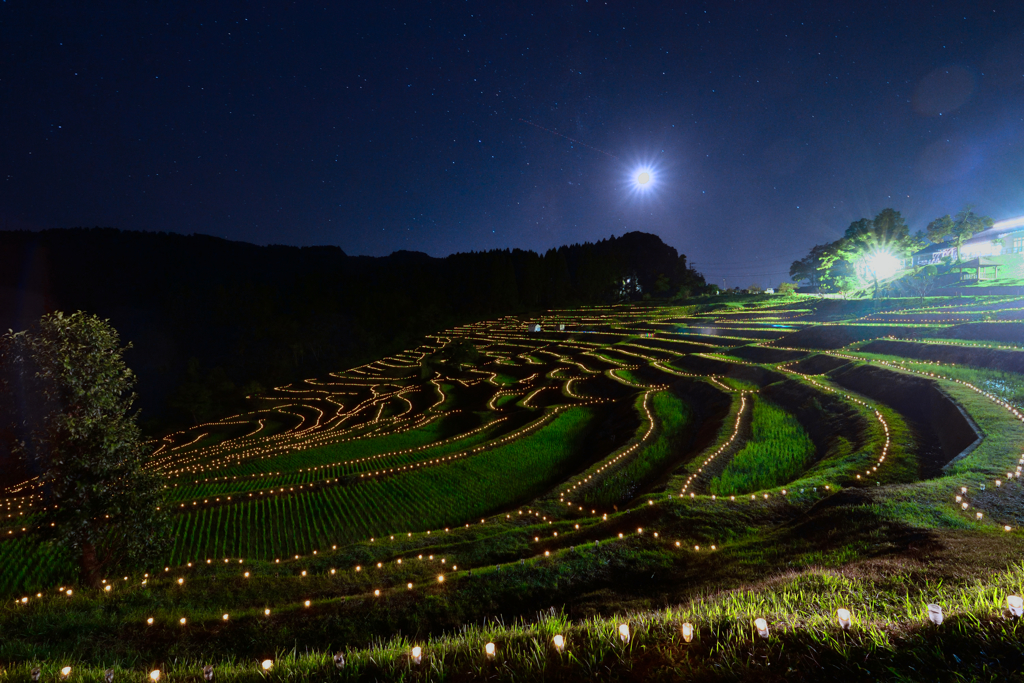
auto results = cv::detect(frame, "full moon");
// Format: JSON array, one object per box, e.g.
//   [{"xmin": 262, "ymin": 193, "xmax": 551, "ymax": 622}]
[{"xmin": 625, "ymin": 163, "xmax": 660, "ymax": 198}]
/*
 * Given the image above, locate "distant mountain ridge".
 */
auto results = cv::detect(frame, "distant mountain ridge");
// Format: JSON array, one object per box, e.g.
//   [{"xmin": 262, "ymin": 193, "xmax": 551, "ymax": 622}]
[{"xmin": 0, "ymin": 228, "xmax": 705, "ymax": 431}]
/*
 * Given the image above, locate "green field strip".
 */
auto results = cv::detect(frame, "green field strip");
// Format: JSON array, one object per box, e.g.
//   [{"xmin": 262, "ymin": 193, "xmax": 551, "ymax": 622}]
[
  {"xmin": 163, "ymin": 406, "xmax": 600, "ymax": 561},
  {"xmin": 556, "ymin": 392, "xmax": 655, "ymax": 510},
  {"xmin": 168, "ymin": 414, "xmax": 487, "ymax": 489},
  {"xmin": 708, "ymin": 398, "xmax": 815, "ymax": 496},
  {"xmin": 667, "ymin": 390, "xmax": 748, "ymax": 495},
  {"xmin": 576, "ymin": 391, "xmax": 696, "ymax": 508},
  {"xmin": 774, "ymin": 368, "xmax": 918, "ymax": 487}
]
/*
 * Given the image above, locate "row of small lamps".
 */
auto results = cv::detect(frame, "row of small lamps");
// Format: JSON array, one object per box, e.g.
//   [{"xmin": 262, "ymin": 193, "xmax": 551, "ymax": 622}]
[{"xmin": 44, "ymin": 598, "xmax": 1024, "ymax": 680}]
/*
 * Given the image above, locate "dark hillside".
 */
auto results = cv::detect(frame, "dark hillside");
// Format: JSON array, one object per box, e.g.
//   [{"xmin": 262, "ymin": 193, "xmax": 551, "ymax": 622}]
[{"xmin": 0, "ymin": 229, "xmax": 704, "ymax": 431}]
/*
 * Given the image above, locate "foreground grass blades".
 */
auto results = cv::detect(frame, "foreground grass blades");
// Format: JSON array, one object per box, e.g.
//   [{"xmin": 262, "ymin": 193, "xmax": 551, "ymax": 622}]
[{"xmin": 4, "ymin": 559, "xmax": 1023, "ymax": 681}]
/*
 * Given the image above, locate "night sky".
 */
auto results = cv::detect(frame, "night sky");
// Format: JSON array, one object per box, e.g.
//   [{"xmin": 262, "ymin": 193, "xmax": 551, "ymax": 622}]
[{"xmin": 3, "ymin": 2, "xmax": 1024, "ymax": 288}]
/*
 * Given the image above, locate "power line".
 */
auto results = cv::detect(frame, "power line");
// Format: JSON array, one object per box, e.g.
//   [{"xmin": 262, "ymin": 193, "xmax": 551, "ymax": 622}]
[
  {"xmin": 698, "ymin": 264, "xmax": 794, "ymax": 271},
  {"xmin": 689, "ymin": 252, "xmax": 808, "ymax": 266},
  {"xmin": 700, "ymin": 268, "xmax": 786, "ymax": 276}
]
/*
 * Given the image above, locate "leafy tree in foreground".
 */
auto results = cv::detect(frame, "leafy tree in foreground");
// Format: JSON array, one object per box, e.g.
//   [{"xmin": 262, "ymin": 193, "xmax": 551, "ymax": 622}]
[{"xmin": 0, "ymin": 311, "xmax": 168, "ymax": 587}]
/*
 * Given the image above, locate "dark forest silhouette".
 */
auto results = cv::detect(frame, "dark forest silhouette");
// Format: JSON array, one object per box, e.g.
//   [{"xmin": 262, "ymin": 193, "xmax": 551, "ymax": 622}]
[{"xmin": 0, "ymin": 228, "xmax": 705, "ymax": 432}]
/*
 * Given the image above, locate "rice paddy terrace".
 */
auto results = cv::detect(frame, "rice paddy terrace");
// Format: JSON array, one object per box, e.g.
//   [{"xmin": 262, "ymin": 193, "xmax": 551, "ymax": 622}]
[{"xmin": 3, "ymin": 295, "xmax": 1024, "ymax": 680}]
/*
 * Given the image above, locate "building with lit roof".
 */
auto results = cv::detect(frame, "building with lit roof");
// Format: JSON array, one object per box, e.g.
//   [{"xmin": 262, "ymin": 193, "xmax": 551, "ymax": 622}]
[{"xmin": 913, "ymin": 216, "xmax": 1024, "ymax": 267}]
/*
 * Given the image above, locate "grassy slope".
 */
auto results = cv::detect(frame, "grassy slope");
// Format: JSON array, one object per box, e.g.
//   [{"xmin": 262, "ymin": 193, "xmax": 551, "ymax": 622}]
[
  {"xmin": 162, "ymin": 406, "xmax": 603, "ymax": 563},
  {"xmin": 709, "ymin": 399, "xmax": 814, "ymax": 495},
  {"xmin": 581, "ymin": 391, "xmax": 693, "ymax": 508},
  {"xmin": 3, "ymin": 296, "xmax": 1024, "ymax": 680}
]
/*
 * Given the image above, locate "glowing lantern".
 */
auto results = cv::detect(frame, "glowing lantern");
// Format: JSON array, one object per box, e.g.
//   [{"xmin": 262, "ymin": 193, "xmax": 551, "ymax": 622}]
[
  {"xmin": 177, "ymin": 578, "xmax": 184, "ymax": 585},
  {"xmin": 927, "ymin": 604, "xmax": 943, "ymax": 625},
  {"xmin": 411, "ymin": 646, "xmax": 422, "ymax": 665},
  {"xmin": 61, "ymin": 667, "xmax": 72, "ymax": 679},
  {"xmin": 836, "ymin": 608, "xmax": 851, "ymax": 630},
  {"xmin": 104, "ymin": 585, "xmax": 112, "ymax": 592},
  {"xmin": 618, "ymin": 623, "xmax": 630, "ymax": 643},
  {"xmin": 149, "ymin": 670, "xmax": 160, "ymax": 682},
  {"xmin": 222, "ymin": 614, "xmax": 229, "ymax": 621},
  {"xmin": 264, "ymin": 608, "xmax": 271, "ymax": 616},
  {"xmin": 681, "ymin": 622, "xmax": 693, "ymax": 642},
  {"xmin": 1008, "ymin": 595, "xmax": 1023, "ymax": 617},
  {"xmin": 333, "ymin": 653, "xmax": 345, "ymax": 669},
  {"xmin": 438, "ymin": 574, "xmax": 445, "ymax": 583},
  {"xmin": 552, "ymin": 634, "xmax": 565, "ymax": 651},
  {"xmin": 147, "ymin": 617, "xmax": 154, "ymax": 625},
  {"xmin": 485, "ymin": 642, "xmax": 495, "ymax": 658},
  {"xmin": 754, "ymin": 618, "xmax": 769, "ymax": 638},
  {"xmin": 179, "ymin": 617, "xmax": 187, "ymax": 626},
  {"xmin": 261, "ymin": 660, "xmax": 272, "ymax": 671},
  {"xmin": 244, "ymin": 572, "xmax": 250, "ymax": 578}
]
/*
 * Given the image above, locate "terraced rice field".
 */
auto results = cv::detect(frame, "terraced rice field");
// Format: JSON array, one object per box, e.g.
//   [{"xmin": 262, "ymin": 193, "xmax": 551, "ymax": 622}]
[{"xmin": 2, "ymin": 295, "xmax": 1024, "ymax": 602}]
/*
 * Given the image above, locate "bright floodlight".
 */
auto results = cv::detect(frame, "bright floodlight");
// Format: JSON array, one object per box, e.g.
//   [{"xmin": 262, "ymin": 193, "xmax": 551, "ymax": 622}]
[{"xmin": 865, "ymin": 250, "xmax": 900, "ymax": 280}]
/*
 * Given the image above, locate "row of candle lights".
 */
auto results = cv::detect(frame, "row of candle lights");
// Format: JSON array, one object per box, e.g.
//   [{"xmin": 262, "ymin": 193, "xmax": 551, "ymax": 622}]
[
  {"xmin": 560, "ymin": 390, "xmax": 657, "ymax": 505},
  {"xmin": 777, "ymin": 363, "xmax": 892, "ymax": 481},
  {"xmin": 776, "ymin": 337, "xmax": 1021, "ymax": 530},
  {"xmin": 44, "ymin": 597, "xmax": 1024, "ymax": 680},
  {"xmin": 680, "ymin": 392, "xmax": 748, "ymax": 495}
]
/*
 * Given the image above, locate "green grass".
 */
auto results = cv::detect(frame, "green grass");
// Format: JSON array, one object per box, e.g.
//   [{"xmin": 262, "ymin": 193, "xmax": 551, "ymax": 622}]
[
  {"xmin": 582, "ymin": 391, "xmax": 693, "ymax": 508},
  {"xmin": 710, "ymin": 399, "xmax": 815, "ymax": 495},
  {"xmin": 162, "ymin": 406, "xmax": 601, "ymax": 564},
  {"xmin": 3, "ymin": 554, "xmax": 1023, "ymax": 681},
  {"xmin": 159, "ymin": 416, "xmax": 510, "ymax": 504},
  {"xmin": 849, "ymin": 348, "xmax": 1024, "ymax": 407}
]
